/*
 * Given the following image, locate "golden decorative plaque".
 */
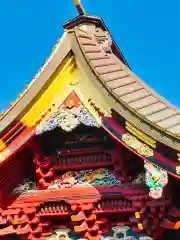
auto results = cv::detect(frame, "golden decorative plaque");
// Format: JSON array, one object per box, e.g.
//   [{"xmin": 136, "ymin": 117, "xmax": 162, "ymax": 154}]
[{"xmin": 122, "ymin": 133, "xmax": 154, "ymax": 157}]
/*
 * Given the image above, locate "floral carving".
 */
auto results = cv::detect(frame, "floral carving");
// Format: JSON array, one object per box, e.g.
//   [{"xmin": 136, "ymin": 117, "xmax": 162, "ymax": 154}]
[
  {"xmin": 36, "ymin": 104, "xmax": 100, "ymax": 135},
  {"xmin": 48, "ymin": 168, "xmax": 120, "ymax": 190},
  {"xmin": 144, "ymin": 161, "xmax": 168, "ymax": 199},
  {"xmin": 122, "ymin": 134, "xmax": 154, "ymax": 157}
]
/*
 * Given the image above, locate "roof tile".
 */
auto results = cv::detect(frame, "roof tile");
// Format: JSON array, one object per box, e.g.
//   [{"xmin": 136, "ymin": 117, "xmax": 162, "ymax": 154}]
[
  {"xmin": 157, "ymin": 115, "xmax": 180, "ymax": 128},
  {"xmin": 76, "ymin": 32, "xmax": 92, "ymax": 40},
  {"xmin": 79, "ymin": 38, "xmax": 96, "ymax": 46},
  {"xmin": 95, "ymin": 65, "xmax": 122, "ymax": 75},
  {"xmin": 102, "ymin": 71, "xmax": 128, "ymax": 82},
  {"xmin": 84, "ymin": 45, "xmax": 101, "ymax": 53},
  {"xmin": 168, "ymin": 124, "xmax": 180, "ymax": 134},
  {"xmin": 113, "ymin": 83, "xmax": 143, "ymax": 96},
  {"xmin": 137, "ymin": 103, "xmax": 167, "ymax": 116},
  {"xmin": 86, "ymin": 52, "xmax": 110, "ymax": 60},
  {"xmin": 91, "ymin": 58, "xmax": 116, "ymax": 68},
  {"xmin": 120, "ymin": 89, "xmax": 150, "ymax": 103},
  {"xmin": 129, "ymin": 96, "xmax": 158, "ymax": 109},
  {"xmin": 146, "ymin": 108, "xmax": 176, "ymax": 122},
  {"xmin": 106, "ymin": 77, "xmax": 135, "ymax": 89}
]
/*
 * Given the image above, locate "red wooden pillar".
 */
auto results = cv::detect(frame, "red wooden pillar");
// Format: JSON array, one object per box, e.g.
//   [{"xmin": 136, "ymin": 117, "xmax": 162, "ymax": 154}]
[{"xmin": 113, "ymin": 144, "xmax": 128, "ymax": 182}]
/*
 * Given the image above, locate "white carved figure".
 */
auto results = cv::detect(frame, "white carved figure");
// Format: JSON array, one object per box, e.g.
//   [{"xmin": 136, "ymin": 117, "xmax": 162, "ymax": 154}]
[{"xmin": 36, "ymin": 104, "xmax": 100, "ymax": 135}]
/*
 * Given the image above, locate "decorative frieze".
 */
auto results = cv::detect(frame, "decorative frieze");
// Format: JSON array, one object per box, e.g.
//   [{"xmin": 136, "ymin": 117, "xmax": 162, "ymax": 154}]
[
  {"xmin": 48, "ymin": 168, "xmax": 121, "ymax": 190},
  {"xmin": 36, "ymin": 104, "xmax": 100, "ymax": 135},
  {"xmin": 122, "ymin": 133, "xmax": 154, "ymax": 157}
]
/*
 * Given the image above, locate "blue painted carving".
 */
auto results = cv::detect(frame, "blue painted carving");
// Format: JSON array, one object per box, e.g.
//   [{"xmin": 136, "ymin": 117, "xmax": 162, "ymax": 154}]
[
  {"xmin": 48, "ymin": 168, "xmax": 121, "ymax": 190},
  {"xmin": 75, "ymin": 105, "xmax": 99, "ymax": 127}
]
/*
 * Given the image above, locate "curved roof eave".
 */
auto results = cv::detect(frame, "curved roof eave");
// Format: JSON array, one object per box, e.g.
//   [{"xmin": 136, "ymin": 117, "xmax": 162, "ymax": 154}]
[
  {"xmin": 0, "ymin": 33, "xmax": 71, "ymax": 136},
  {"xmin": 67, "ymin": 20, "xmax": 180, "ymax": 151}
]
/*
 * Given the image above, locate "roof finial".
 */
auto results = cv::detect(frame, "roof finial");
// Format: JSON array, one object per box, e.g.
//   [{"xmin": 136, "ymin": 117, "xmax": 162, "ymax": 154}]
[{"xmin": 73, "ymin": 0, "xmax": 87, "ymax": 15}]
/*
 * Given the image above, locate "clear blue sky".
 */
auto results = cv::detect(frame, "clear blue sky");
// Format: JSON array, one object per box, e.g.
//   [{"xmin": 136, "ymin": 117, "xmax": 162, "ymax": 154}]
[{"xmin": 0, "ymin": 0, "xmax": 179, "ymax": 112}]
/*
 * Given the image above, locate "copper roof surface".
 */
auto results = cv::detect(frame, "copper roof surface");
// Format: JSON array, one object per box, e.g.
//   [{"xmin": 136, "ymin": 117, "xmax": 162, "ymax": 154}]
[{"xmin": 74, "ymin": 24, "xmax": 180, "ymax": 136}]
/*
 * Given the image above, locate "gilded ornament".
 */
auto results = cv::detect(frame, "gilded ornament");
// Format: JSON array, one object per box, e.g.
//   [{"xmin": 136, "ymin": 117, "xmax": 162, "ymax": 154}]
[
  {"xmin": 0, "ymin": 139, "xmax": 6, "ymax": 151},
  {"xmin": 122, "ymin": 134, "xmax": 154, "ymax": 157},
  {"xmin": 137, "ymin": 223, "xmax": 143, "ymax": 230},
  {"xmin": 177, "ymin": 153, "xmax": 180, "ymax": 162},
  {"xmin": 125, "ymin": 121, "xmax": 156, "ymax": 148},
  {"xmin": 135, "ymin": 212, "xmax": 141, "ymax": 219},
  {"xmin": 176, "ymin": 166, "xmax": 180, "ymax": 175}
]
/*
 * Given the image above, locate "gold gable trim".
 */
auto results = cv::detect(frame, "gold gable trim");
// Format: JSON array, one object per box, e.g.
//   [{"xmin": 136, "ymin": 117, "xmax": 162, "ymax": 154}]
[{"xmin": 125, "ymin": 121, "xmax": 156, "ymax": 149}]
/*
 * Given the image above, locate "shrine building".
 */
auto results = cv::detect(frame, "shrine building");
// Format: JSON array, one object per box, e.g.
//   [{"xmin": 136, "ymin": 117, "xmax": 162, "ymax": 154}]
[{"xmin": 0, "ymin": 1, "xmax": 179, "ymax": 239}]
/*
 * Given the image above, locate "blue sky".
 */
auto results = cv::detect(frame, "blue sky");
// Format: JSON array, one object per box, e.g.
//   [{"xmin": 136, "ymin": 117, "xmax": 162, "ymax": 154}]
[{"xmin": 0, "ymin": 0, "xmax": 179, "ymax": 111}]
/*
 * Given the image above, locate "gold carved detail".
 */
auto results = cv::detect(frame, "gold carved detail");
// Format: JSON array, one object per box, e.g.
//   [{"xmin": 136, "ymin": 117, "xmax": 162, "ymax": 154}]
[
  {"xmin": 135, "ymin": 212, "xmax": 141, "ymax": 219},
  {"xmin": 137, "ymin": 223, "xmax": 143, "ymax": 230},
  {"xmin": 122, "ymin": 133, "xmax": 154, "ymax": 157},
  {"xmin": 177, "ymin": 153, "xmax": 180, "ymax": 162},
  {"xmin": 176, "ymin": 166, "xmax": 180, "ymax": 175},
  {"xmin": 125, "ymin": 121, "xmax": 156, "ymax": 149},
  {"xmin": 0, "ymin": 139, "xmax": 6, "ymax": 151}
]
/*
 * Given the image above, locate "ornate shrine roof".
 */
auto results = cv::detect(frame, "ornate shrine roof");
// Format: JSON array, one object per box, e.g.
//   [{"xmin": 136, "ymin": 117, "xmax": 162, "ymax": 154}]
[
  {"xmin": 75, "ymin": 26, "xmax": 179, "ymax": 133},
  {"xmin": 0, "ymin": 1, "xmax": 180, "ymax": 178},
  {"xmin": 71, "ymin": 19, "xmax": 180, "ymax": 147}
]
